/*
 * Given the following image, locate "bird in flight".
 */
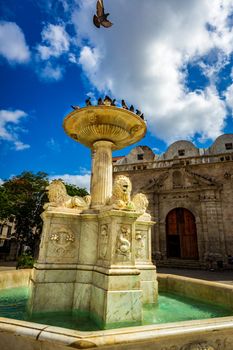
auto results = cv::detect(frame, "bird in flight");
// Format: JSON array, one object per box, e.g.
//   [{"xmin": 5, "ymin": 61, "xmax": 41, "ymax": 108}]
[{"xmin": 93, "ymin": 0, "xmax": 113, "ymax": 28}]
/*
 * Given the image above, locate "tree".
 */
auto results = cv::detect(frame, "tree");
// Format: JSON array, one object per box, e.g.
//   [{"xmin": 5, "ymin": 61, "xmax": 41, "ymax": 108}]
[
  {"xmin": 0, "ymin": 171, "xmax": 49, "ymax": 255},
  {"xmin": 0, "ymin": 172, "xmax": 89, "ymax": 257},
  {"xmin": 65, "ymin": 183, "xmax": 89, "ymax": 197}
]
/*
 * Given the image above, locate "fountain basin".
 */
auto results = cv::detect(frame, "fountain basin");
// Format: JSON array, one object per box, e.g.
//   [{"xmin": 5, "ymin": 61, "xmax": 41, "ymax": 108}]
[
  {"xmin": 0, "ymin": 270, "xmax": 233, "ymax": 349},
  {"xmin": 63, "ymin": 106, "xmax": 146, "ymax": 151}
]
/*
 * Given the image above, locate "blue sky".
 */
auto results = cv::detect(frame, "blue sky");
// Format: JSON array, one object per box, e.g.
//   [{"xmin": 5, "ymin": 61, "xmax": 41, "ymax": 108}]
[{"xmin": 1, "ymin": 0, "xmax": 233, "ymax": 189}]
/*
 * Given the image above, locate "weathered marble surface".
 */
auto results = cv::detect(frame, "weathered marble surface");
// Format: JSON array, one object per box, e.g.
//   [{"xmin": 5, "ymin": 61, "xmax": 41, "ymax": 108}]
[
  {"xmin": 29, "ymin": 208, "xmax": 158, "ymax": 326},
  {"xmin": 1, "ymin": 271, "xmax": 233, "ymax": 349}
]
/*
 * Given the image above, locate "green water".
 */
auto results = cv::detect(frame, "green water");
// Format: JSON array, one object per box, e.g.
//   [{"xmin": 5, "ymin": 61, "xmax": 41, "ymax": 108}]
[{"xmin": 0, "ymin": 287, "xmax": 232, "ymax": 331}]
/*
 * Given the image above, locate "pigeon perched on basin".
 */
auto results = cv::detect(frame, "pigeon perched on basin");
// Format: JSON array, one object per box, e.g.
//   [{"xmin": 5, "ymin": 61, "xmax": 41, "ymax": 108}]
[
  {"xmin": 98, "ymin": 97, "xmax": 103, "ymax": 105},
  {"xmin": 130, "ymin": 105, "xmax": 134, "ymax": 112},
  {"xmin": 122, "ymin": 100, "xmax": 128, "ymax": 109},
  {"xmin": 71, "ymin": 105, "xmax": 80, "ymax": 110},
  {"xmin": 86, "ymin": 97, "xmax": 92, "ymax": 106},
  {"xmin": 104, "ymin": 95, "xmax": 112, "ymax": 105},
  {"xmin": 93, "ymin": 0, "xmax": 113, "ymax": 28}
]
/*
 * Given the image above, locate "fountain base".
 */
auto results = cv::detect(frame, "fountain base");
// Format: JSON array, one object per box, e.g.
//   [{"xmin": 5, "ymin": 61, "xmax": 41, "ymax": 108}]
[{"xmin": 28, "ymin": 209, "xmax": 158, "ymax": 327}]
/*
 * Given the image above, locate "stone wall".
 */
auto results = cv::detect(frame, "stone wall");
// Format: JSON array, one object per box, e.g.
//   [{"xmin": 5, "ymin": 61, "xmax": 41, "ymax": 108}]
[{"xmin": 113, "ymin": 134, "xmax": 233, "ymax": 269}]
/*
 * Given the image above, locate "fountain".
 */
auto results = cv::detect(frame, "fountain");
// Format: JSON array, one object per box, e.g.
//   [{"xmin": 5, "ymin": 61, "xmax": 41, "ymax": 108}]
[
  {"xmin": 0, "ymin": 100, "xmax": 233, "ymax": 349},
  {"xmin": 28, "ymin": 101, "xmax": 158, "ymax": 328}
]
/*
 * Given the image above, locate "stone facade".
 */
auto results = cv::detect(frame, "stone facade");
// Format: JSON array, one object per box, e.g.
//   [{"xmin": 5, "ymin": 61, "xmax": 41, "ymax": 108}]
[{"xmin": 113, "ymin": 134, "xmax": 233, "ymax": 269}]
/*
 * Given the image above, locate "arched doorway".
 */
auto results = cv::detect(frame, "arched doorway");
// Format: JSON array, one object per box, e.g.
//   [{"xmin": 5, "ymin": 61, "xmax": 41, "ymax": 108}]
[{"xmin": 166, "ymin": 208, "xmax": 198, "ymax": 259}]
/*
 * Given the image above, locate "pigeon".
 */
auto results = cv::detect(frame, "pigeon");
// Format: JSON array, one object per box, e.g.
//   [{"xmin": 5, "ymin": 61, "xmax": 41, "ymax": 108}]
[
  {"xmin": 122, "ymin": 100, "xmax": 128, "ymax": 109},
  {"xmin": 93, "ymin": 0, "xmax": 113, "ymax": 28},
  {"xmin": 140, "ymin": 113, "xmax": 144, "ymax": 120},
  {"xmin": 104, "ymin": 95, "xmax": 112, "ymax": 105},
  {"xmin": 111, "ymin": 99, "xmax": 116, "ymax": 106},
  {"xmin": 71, "ymin": 105, "xmax": 80, "ymax": 110},
  {"xmin": 86, "ymin": 97, "xmax": 92, "ymax": 106},
  {"xmin": 129, "ymin": 105, "xmax": 134, "ymax": 112},
  {"xmin": 98, "ymin": 97, "xmax": 103, "ymax": 105},
  {"xmin": 136, "ymin": 109, "xmax": 142, "ymax": 116}
]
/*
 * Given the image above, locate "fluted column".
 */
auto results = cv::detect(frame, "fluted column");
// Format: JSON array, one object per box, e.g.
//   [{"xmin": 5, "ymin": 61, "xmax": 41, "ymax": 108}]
[{"xmin": 91, "ymin": 140, "xmax": 113, "ymax": 208}]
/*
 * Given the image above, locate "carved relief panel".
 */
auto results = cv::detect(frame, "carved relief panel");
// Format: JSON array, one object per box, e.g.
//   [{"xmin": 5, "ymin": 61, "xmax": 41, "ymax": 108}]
[
  {"xmin": 135, "ymin": 230, "xmax": 147, "ymax": 261},
  {"xmin": 114, "ymin": 225, "xmax": 132, "ymax": 263},
  {"xmin": 46, "ymin": 225, "xmax": 77, "ymax": 262},
  {"xmin": 98, "ymin": 224, "xmax": 109, "ymax": 260}
]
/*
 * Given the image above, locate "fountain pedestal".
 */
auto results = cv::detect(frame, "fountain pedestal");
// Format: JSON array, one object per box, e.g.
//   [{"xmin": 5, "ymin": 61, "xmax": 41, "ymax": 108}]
[{"xmin": 29, "ymin": 104, "xmax": 158, "ymax": 328}]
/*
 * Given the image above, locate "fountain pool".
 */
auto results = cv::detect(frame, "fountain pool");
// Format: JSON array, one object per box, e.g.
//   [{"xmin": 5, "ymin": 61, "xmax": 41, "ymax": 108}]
[{"xmin": 0, "ymin": 270, "xmax": 233, "ymax": 350}]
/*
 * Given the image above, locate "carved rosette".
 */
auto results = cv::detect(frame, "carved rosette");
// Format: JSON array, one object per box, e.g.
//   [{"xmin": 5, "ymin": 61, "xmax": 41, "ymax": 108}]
[
  {"xmin": 115, "ymin": 225, "xmax": 131, "ymax": 262},
  {"xmin": 49, "ymin": 227, "xmax": 75, "ymax": 257},
  {"xmin": 98, "ymin": 224, "xmax": 109, "ymax": 259}
]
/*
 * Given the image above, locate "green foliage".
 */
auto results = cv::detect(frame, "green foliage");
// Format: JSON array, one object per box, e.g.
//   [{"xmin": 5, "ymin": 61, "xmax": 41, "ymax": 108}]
[
  {"xmin": 65, "ymin": 183, "xmax": 89, "ymax": 197},
  {"xmin": 17, "ymin": 254, "xmax": 35, "ymax": 269},
  {"xmin": 0, "ymin": 171, "xmax": 49, "ymax": 254},
  {"xmin": 0, "ymin": 172, "xmax": 89, "ymax": 255}
]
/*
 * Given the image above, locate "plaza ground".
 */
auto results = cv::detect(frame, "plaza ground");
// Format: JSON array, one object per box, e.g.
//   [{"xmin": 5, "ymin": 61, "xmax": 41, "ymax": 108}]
[{"xmin": 0, "ymin": 261, "xmax": 232, "ymax": 285}]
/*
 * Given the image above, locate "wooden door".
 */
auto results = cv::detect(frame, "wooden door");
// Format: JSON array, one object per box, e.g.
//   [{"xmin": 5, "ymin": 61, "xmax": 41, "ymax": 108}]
[{"xmin": 166, "ymin": 208, "xmax": 198, "ymax": 259}]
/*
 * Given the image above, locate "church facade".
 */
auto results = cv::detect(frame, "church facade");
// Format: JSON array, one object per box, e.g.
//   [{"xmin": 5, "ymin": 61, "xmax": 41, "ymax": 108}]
[{"xmin": 113, "ymin": 134, "xmax": 233, "ymax": 269}]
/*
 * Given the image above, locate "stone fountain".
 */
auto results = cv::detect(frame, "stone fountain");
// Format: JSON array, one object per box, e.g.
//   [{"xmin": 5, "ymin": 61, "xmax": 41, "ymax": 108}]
[{"xmin": 28, "ymin": 101, "xmax": 158, "ymax": 328}]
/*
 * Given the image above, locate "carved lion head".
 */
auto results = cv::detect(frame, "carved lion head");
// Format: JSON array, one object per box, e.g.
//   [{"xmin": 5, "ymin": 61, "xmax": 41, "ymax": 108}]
[
  {"xmin": 112, "ymin": 175, "xmax": 132, "ymax": 202},
  {"xmin": 47, "ymin": 180, "xmax": 68, "ymax": 205}
]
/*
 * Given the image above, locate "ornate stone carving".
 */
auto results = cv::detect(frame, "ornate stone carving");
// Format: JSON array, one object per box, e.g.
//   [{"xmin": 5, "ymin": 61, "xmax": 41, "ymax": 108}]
[
  {"xmin": 44, "ymin": 180, "xmax": 91, "ymax": 211},
  {"xmin": 99, "ymin": 224, "xmax": 109, "ymax": 259},
  {"xmin": 108, "ymin": 175, "xmax": 150, "ymax": 213},
  {"xmin": 132, "ymin": 193, "xmax": 149, "ymax": 213},
  {"xmin": 160, "ymin": 342, "xmax": 216, "ymax": 350},
  {"xmin": 107, "ymin": 175, "xmax": 135, "ymax": 210},
  {"xmin": 115, "ymin": 225, "xmax": 131, "ymax": 261},
  {"xmin": 135, "ymin": 230, "xmax": 146, "ymax": 259},
  {"xmin": 49, "ymin": 227, "xmax": 75, "ymax": 256},
  {"xmin": 182, "ymin": 343, "xmax": 215, "ymax": 350}
]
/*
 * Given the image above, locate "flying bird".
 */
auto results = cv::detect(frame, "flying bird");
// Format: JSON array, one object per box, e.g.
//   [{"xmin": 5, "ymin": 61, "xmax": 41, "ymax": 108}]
[
  {"xmin": 93, "ymin": 0, "xmax": 113, "ymax": 28},
  {"xmin": 71, "ymin": 105, "xmax": 80, "ymax": 110}
]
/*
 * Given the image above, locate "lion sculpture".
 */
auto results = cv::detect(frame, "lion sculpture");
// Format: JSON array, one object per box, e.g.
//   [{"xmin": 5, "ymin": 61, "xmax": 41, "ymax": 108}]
[
  {"xmin": 108, "ymin": 175, "xmax": 148, "ymax": 213},
  {"xmin": 44, "ymin": 180, "xmax": 91, "ymax": 211}
]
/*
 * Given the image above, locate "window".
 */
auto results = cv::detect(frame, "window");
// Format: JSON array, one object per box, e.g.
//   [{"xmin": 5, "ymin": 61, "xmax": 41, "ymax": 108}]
[
  {"xmin": 225, "ymin": 143, "xmax": 233, "ymax": 150},
  {"xmin": 178, "ymin": 149, "xmax": 185, "ymax": 156},
  {"xmin": 137, "ymin": 154, "xmax": 144, "ymax": 160}
]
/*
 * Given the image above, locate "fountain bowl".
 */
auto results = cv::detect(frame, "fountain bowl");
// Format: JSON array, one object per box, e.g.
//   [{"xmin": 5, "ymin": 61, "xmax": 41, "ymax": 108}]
[{"xmin": 63, "ymin": 106, "xmax": 147, "ymax": 150}]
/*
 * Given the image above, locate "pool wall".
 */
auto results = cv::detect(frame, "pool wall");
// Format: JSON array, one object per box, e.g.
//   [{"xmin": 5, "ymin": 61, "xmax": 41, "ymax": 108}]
[
  {"xmin": 0, "ymin": 271, "xmax": 233, "ymax": 349},
  {"xmin": 158, "ymin": 273, "xmax": 233, "ymax": 309},
  {"xmin": 0, "ymin": 269, "xmax": 31, "ymax": 290}
]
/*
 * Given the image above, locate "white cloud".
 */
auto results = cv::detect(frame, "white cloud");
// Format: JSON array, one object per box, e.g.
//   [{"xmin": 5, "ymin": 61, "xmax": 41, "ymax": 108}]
[
  {"xmin": 225, "ymin": 83, "xmax": 233, "ymax": 112},
  {"xmin": 71, "ymin": 0, "xmax": 233, "ymax": 143},
  {"xmin": 0, "ymin": 179, "xmax": 3, "ymax": 185},
  {"xmin": 49, "ymin": 173, "xmax": 91, "ymax": 191},
  {"xmin": 39, "ymin": 62, "xmax": 64, "ymax": 81},
  {"xmin": 0, "ymin": 21, "xmax": 30, "ymax": 63},
  {"xmin": 0, "ymin": 109, "xmax": 30, "ymax": 150},
  {"xmin": 37, "ymin": 23, "xmax": 70, "ymax": 60}
]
